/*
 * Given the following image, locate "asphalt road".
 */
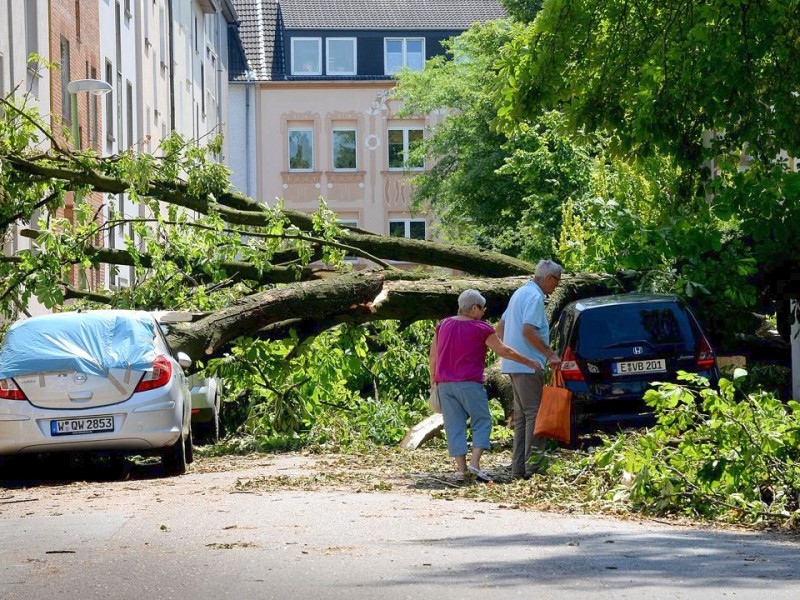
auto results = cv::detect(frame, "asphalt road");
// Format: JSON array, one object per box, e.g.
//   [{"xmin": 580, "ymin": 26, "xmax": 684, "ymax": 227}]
[{"xmin": 1, "ymin": 454, "xmax": 799, "ymax": 600}]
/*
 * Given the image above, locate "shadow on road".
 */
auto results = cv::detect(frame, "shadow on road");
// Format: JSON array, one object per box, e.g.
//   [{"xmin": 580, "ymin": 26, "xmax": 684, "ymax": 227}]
[
  {"xmin": 0, "ymin": 453, "xmax": 175, "ymax": 487},
  {"xmin": 390, "ymin": 530, "xmax": 800, "ymax": 591}
]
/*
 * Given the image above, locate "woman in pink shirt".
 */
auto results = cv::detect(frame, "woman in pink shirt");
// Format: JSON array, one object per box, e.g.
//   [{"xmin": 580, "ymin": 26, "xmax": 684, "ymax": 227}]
[{"xmin": 430, "ymin": 289, "xmax": 542, "ymax": 483}]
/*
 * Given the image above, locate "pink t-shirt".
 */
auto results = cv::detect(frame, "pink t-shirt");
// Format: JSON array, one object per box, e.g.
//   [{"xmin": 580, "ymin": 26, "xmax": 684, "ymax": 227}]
[{"xmin": 434, "ymin": 317, "xmax": 495, "ymax": 384}]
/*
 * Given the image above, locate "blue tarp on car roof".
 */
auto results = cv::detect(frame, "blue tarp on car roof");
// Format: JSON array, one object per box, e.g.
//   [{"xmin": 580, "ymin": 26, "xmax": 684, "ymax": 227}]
[{"xmin": 0, "ymin": 310, "xmax": 158, "ymax": 379}]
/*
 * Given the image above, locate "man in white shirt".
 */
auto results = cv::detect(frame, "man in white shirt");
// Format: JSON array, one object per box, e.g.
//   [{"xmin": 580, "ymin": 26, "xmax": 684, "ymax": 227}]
[{"xmin": 497, "ymin": 259, "xmax": 563, "ymax": 479}]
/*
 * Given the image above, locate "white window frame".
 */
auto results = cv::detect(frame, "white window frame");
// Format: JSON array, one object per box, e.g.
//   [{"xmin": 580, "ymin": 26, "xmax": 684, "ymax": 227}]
[
  {"xmin": 384, "ymin": 37, "xmax": 425, "ymax": 75},
  {"xmin": 332, "ymin": 128, "xmax": 358, "ymax": 171},
  {"xmin": 388, "ymin": 219, "xmax": 427, "ymax": 241},
  {"xmin": 387, "ymin": 127, "xmax": 424, "ymax": 171},
  {"xmin": 326, "ymin": 38, "xmax": 357, "ymax": 75},
  {"xmin": 291, "ymin": 37, "xmax": 322, "ymax": 75},
  {"xmin": 288, "ymin": 128, "xmax": 314, "ymax": 172}
]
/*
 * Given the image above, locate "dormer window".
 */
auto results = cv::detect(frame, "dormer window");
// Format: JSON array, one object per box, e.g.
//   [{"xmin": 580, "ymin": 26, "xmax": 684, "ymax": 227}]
[
  {"xmin": 384, "ymin": 38, "xmax": 425, "ymax": 75},
  {"xmin": 291, "ymin": 38, "xmax": 322, "ymax": 75},
  {"xmin": 327, "ymin": 38, "xmax": 357, "ymax": 76}
]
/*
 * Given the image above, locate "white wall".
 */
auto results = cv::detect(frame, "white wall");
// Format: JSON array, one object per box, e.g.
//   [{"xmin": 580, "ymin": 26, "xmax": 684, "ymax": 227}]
[
  {"xmin": 227, "ymin": 82, "xmax": 257, "ymax": 197},
  {"xmin": 169, "ymin": 2, "xmax": 232, "ymax": 152},
  {"xmin": 100, "ymin": 0, "xmax": 141, "ymax": 288},
  {"xmin": 136, "ymin": 0, "xmax": 172, "ymax": 153}
]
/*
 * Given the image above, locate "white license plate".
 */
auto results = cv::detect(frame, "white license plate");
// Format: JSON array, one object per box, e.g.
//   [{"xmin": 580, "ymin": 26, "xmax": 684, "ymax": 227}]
[
  {"xmin": 612, "ymin": 359, "xmax": 666, "ymax": 375},
  {"xmin": 51, "ymin": 416, "xmax": 114, "ymax": 436}
]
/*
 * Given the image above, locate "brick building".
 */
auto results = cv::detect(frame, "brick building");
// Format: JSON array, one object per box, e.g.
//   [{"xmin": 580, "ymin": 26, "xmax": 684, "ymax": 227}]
[{"xmin": 50, "ymin": 0, "xmax": 105, "ymax": 290}]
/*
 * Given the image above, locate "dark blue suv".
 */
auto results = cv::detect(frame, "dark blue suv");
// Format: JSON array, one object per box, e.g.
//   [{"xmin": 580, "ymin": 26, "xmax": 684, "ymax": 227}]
[{"xmin": 551, "ymin": 293, "xmax": 720, "ymax": 432}]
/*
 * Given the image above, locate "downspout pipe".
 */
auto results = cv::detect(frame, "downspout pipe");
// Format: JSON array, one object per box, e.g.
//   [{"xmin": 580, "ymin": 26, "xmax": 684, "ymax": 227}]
[
  {"xmin": 245, "ymin": 69, "xmax": 253, "ymax": 197},
  {"xmin": 167, "ymin": 0, "xmax": 175, "ymax": 130}
]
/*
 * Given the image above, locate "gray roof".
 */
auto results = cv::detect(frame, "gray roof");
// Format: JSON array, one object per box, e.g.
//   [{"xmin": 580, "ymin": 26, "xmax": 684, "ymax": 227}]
[
  {"xmin": 230, "ymin": 0, "xmax": 506, "ymax": 81},
  {"xmin": 280, "ymin": 0, "xmax": 506, "ymax": 30},
  {"xmin": 231, "ymin": 0, "xmax": 284, "ymax": 81}
]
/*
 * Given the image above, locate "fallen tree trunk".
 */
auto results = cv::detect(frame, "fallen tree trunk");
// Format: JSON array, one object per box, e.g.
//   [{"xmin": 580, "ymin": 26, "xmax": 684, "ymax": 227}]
[{"xmin": 167, "ymin": 271, "xmax": 627, "ymax": 362}]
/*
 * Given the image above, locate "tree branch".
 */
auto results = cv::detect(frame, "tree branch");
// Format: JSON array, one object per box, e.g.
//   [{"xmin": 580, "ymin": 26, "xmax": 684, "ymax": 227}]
[{"xmin": 5, "ymin": 154, "xmax": 537, "ymax": 276}]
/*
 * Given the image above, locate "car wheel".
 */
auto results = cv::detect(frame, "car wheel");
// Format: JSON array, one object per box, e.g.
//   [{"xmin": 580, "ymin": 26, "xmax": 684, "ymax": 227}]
[
  {"xmin": 184, "ymin": 425, "xmax": 194, "ymax": 465},
  {"xmin": 162, "ymin": 430, "xmax": 187, "ymax": 476}
]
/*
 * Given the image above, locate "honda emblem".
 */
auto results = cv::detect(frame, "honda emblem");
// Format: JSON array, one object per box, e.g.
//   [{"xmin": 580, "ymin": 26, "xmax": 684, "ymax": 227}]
[{"xmin": 633, "ymin": 346, "xmax": 643, "ymax": 355}]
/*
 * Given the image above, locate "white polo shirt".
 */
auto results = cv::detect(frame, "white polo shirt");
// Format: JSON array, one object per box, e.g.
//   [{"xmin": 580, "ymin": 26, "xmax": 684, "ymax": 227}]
[{"xmin": 500, "ymin": 281, "xmax": 548, "ymax": 374}]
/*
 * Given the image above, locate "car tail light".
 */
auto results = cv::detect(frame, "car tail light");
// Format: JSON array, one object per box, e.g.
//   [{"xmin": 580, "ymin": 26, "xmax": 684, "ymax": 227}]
[
  {"xmin": 0, "ymin": 378, "xmax": 26, "ymax": 401},
  {"xmin": 696, "ymin": 336, "xmax": 716, "ymax": 370},
  {"xmin": 134, "ymin": 356, "xmax": 172, "ymax": 392},
  {"xmin": 560, "ymin": 346, "xmax": 585, "ymax": 381}
]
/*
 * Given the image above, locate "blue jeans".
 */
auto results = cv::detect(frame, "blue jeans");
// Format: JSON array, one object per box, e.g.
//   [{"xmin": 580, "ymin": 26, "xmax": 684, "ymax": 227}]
[{"xmin": 438, "ymin": 381, "xmax": 492, "ymax": 457}]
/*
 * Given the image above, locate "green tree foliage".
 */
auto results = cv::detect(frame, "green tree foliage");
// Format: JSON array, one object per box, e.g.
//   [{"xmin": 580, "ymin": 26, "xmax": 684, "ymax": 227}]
[
  {"xmin": 396, "ymin": 25, "xmax": 619, "ymax": 262},
  {"xmin": 568, "ymin": 372, "xmax": 800, "ymax": 526},
  {"xmin": 496, "ymin": 0, "xmax": 800, "ymax": 165},
  {"xmin": 499, "ymin": 0, "xmax": 543, "ymax": 22},
  {"xmin": 397, "ymin": 2, "xmax": 798, "ymax": 340},
  {"xmin": 395, "ymin": 25, "xmax": 745, "ymax": 334},
  {"xmin": 206, "ymin": 322, "xmax": 434, "ymax": 451},
  {"xmin": 395, "ymin": 22, "xmax": 539, "ymax": 256},
  {"xmin": 494, "ymin": 0, "xmax": 800, "ymax": 321}
]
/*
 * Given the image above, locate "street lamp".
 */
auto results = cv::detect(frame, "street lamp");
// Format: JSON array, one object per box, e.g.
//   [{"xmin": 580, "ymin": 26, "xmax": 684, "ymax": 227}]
[{"xmin": 66, "ymin": 79, "xmax": 112, "ymax": 151}]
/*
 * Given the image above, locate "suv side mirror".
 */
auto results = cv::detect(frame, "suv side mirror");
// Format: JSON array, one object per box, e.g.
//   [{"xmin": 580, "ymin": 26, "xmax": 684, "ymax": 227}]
[{"xmin": 176, "ymin": 352, "xmax": 192, "ymax": 370}]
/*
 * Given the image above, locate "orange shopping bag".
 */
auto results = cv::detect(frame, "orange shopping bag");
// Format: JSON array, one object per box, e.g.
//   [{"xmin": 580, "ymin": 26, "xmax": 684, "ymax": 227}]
[{"xmin": 533, "ymin": 367, "xmax": 572, "ymax": 444}]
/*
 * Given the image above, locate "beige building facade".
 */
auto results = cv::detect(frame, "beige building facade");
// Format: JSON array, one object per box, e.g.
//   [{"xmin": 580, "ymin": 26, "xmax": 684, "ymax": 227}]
[{"xmin": 255, "ymin": 81, "xmax": 440, "ymax": 237}]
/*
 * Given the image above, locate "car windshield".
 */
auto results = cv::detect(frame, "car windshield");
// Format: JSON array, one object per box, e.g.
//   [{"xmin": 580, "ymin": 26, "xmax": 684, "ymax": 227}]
[{"xmin": 576, "ymin": 303, "xmax": 695, "ymax": 354}]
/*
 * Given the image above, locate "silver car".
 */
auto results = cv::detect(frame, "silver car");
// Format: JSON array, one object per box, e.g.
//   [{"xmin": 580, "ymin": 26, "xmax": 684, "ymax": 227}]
[{"xmin": 0, "ymin": 310, "xmax": 193, "ymax": 476}]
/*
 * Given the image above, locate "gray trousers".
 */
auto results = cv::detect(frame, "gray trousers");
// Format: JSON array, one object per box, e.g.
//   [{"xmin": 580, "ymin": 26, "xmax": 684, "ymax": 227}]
[{"xmin": 509, "ymin": 372, "xmax": 547, "ymax": 476}]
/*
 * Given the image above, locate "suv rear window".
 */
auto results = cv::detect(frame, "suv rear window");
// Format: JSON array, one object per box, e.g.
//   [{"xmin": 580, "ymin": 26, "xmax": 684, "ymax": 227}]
[{"xmin": 575, "ymin": 303, "xmax": 696, "ymax": 354}]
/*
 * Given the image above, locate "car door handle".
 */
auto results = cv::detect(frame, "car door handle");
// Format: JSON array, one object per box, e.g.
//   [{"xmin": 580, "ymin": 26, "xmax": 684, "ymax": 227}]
[{"xmin": 69, "ymin": 391, "xmax": 94, "ymax": 401}]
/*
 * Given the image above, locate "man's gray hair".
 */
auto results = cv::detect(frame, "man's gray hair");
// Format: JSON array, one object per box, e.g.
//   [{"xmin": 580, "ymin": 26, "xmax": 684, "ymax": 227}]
[
  {"xmin": 457, "ymin": 289, "xmax": 486, "ymax": 315},
  {"xmin": 533, "ymin": 259, "xmax": 563, "ymax": 283}
]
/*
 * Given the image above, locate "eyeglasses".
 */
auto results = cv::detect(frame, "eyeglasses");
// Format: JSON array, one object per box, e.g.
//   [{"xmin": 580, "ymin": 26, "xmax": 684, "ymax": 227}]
[{"xmin": 474, "ymin": 304, "xmax": 487, "ymax": 311}]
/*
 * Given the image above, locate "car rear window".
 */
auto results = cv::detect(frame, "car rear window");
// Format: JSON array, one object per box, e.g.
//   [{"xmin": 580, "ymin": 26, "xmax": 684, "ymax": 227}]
[{"xmin": 575, "ymin": 303, "xmax": 696, "ymax": 354}]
